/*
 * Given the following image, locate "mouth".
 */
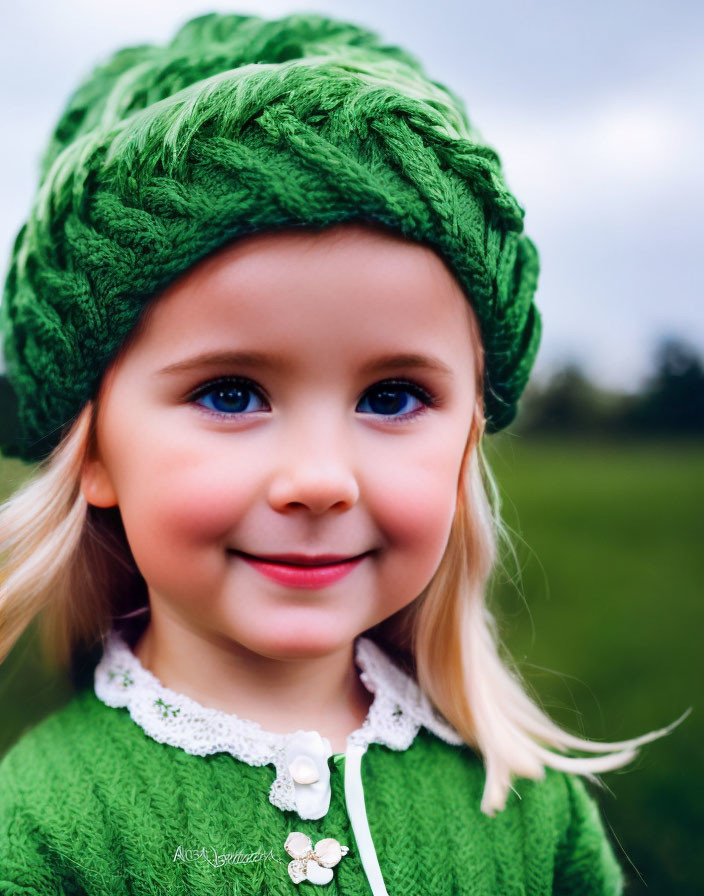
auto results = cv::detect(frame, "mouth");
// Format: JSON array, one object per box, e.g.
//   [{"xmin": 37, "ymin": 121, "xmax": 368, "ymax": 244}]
[
  {"xmin": 227, "ymin": 549, "xmax": 371, "ymax": 589},
  {"xmin": 229, "ymin": 550, "xmax": 371, "ymax": 568}
]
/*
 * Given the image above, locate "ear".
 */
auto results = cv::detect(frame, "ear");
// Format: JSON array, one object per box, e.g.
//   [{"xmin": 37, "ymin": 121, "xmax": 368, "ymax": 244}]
[{"xmin": 80, "ymin": 454, "xmax": 119, "ymax": 508}]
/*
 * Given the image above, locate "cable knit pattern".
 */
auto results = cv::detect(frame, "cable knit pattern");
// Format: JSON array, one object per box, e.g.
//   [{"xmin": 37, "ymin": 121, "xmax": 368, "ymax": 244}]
[{"xmin": 0, "ymin": 638, "xmax": 624, "ymax": 895}]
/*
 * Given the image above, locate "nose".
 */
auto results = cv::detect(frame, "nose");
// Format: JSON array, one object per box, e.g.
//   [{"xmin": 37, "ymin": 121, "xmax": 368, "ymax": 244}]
[{"xmin": 267, "ymin": 414, "xmax": 360, "ymax": 515}]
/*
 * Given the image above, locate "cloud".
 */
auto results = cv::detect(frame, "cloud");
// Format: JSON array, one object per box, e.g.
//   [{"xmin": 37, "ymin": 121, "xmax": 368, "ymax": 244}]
[{"xmin": 483, "ymin": 77, "xmax": 702, "ymax": 226}]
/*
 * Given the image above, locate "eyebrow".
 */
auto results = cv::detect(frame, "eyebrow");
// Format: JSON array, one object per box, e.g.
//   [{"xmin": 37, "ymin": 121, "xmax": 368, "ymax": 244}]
[{"xmin": 156, "ymin": 350, "xmax": 454, "ymax": 378}]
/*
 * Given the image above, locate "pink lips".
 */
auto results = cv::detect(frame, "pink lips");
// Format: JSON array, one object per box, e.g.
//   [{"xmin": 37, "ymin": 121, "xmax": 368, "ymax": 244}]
[{"xmin": 235, "ymin": 552, "xmax": 367, "ymax": 588}]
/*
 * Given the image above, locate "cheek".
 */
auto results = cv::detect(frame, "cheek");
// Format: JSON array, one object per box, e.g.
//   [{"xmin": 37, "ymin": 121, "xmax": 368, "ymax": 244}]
[
  {"xmin": 116, "ymin": 448, "xmax": 256, "ymax": 557},
  {"xmin": 370, "ymin": 440, "xmax": 462, "ymax": 575}
]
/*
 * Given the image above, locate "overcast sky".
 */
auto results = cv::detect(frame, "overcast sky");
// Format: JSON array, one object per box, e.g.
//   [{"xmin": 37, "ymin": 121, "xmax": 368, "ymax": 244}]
[{"xmin": 2, "ymin": 0, "xmax": 702, "ymax": 392}]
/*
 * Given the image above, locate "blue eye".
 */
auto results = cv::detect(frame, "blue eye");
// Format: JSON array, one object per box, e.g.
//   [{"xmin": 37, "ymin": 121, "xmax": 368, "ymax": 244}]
[
  {"xmin": 190, "ymin": 378, "xmax": 268, "ymax": 416},
  {"xmin": 356, "ymin": 380, "xmax": 434, "ymax": 419},
  {"xmin": 188, "ymin": 377, "xmax": 436, "ymax": 420}
]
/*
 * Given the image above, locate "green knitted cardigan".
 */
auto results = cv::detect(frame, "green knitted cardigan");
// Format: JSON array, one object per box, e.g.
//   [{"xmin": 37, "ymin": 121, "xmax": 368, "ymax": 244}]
[{"xmin": 0, "ymin": 636, "xmax": 624, "ymax": 895}]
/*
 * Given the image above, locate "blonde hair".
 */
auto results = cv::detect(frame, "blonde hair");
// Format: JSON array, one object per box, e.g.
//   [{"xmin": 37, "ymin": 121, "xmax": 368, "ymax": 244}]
[
  {"xmin": 0, "ymin": 403, "xmax": 147, "ymax": 676},
  {"xmin": 0, "ymin": 302, "xmax": 683, "ymax": 816}
]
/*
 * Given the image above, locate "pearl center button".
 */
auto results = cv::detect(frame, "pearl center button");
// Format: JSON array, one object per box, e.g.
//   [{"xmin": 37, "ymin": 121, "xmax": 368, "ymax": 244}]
[{"xmin": 289, "ymin": 755, "xmax": 320, "ymax": 784}]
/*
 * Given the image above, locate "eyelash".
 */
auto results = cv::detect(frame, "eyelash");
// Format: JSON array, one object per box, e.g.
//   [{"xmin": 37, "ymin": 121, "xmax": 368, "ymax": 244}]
[{"xmin": 187, "ymin": 376, "xmax": 439, "ymax": 424}]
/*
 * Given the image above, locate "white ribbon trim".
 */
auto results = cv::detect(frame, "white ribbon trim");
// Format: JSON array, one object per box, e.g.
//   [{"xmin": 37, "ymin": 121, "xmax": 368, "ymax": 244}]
[{"xmin": 344, "ymin": 742, "xmax": 390, "ymax": 896}]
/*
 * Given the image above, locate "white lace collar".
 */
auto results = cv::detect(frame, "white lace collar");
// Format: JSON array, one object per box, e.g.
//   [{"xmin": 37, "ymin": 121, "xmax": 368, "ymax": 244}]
[{"xmin": 94, "ymin": 629, "xmax": 463, "ymax": 819}]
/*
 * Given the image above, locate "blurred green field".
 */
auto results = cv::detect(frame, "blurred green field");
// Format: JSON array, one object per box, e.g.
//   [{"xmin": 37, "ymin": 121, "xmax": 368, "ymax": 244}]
[
  {"xmin": 1, "ymin": 437, "xmax": 702, "ymax": 893},
  {"xmin": 485, "ymin": 435, "xmax": 702, "ymax": 894}
]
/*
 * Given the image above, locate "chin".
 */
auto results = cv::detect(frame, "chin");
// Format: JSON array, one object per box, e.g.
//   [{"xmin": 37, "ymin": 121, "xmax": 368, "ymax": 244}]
[{"xmin": 245, "ymin": 625, "xmax": 359, "ymax": 660}]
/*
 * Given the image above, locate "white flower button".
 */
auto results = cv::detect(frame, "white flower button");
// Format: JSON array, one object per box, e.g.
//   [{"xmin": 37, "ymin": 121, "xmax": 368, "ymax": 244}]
[
  {"xmin": 284, "ymin": 831, "xmax": 349, "ymax": 886},
  {"xmin": 284, "ymin": 731, "xmax": 333, "ymax": 819}
]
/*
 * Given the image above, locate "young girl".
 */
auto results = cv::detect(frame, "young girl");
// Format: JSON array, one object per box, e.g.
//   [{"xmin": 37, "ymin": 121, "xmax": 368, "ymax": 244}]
[{"xmin": 0, "ymin": 11, "xmax": 682, "ymax": 896}]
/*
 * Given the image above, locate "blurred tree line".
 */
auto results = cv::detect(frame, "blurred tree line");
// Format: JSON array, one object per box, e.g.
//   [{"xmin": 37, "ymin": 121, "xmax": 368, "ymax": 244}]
[{"xmin": 514, "ymin": 337, "xmax": 704, "ymax": 438}]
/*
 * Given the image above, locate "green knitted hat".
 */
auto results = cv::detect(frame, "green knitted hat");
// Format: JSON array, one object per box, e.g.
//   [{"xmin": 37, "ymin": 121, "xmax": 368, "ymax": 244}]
[{"xmin": 0, "ymin": 11, "xmax": 541, "ymax": 463}]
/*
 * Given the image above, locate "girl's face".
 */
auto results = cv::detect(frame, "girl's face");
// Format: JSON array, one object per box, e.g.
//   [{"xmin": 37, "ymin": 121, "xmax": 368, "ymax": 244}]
[{"xmin": 82, "ymin": 223, "xmax": 480, "ymax": 660}]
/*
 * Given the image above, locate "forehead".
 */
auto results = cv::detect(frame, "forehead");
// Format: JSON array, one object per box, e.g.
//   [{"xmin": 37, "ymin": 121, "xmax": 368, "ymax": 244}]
[{"xmin": 120, "ymin": 222, "xmax": 479, "ymax": 370}]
